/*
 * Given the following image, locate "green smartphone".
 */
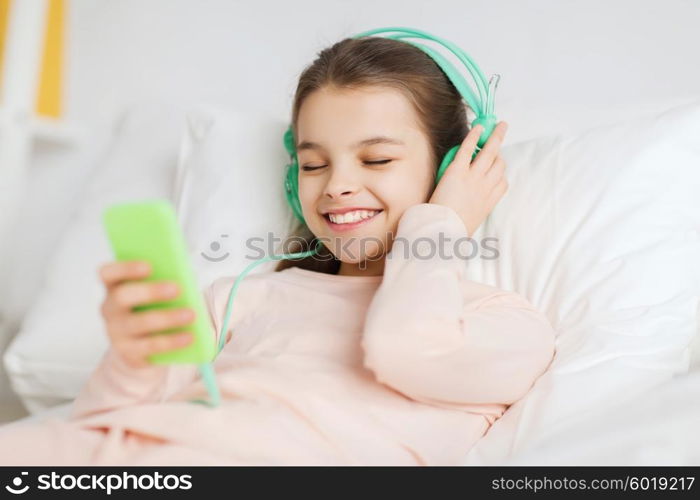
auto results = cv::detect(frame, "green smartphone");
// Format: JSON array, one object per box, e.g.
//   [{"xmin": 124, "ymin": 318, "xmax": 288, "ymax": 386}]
[{"xmin": 102, "ymin": 199, "xmax": 216, "ymax": 364}]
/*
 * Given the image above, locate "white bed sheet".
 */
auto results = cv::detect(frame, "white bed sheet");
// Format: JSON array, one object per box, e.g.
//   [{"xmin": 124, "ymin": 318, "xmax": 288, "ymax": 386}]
[{"xmin": 502, "ymin": 371, "xmax": 700, "ymax": 465}]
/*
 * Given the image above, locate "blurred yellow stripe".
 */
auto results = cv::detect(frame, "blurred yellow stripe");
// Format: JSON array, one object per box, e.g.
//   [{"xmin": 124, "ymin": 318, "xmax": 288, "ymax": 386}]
[
  {"xmin": 0, "ymin": 0, "xmax": 11, "ymax": 102},
  {"xmin": 36, "ymin": 0, "xmax": 64, "ymax": 117}
]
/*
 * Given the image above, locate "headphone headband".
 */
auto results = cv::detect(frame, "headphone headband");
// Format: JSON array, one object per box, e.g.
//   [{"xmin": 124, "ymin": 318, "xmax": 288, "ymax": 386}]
[
  {"xmin": 284, "ymin": 26, "xmax": 501, "ymax": 225},
  {"xmin": 351, "ymin": 27, "xmax": 498, "ymax": 121}
]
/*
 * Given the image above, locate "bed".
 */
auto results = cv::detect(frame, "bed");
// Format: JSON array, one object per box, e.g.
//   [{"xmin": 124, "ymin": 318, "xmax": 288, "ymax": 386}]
[{"xmin": 2, "ymin": 96, "xmax": 699, "ymax": 465}]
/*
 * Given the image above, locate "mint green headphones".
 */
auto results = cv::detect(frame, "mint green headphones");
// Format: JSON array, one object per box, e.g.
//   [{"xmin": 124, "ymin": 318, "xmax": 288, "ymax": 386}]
[
  {"xmin": 283, "ymin": 26, "xmax": 501, "ymax": 226},
  {"xmin": 192, "ymin": 27, "xmax": 501, "ymax": 408}
]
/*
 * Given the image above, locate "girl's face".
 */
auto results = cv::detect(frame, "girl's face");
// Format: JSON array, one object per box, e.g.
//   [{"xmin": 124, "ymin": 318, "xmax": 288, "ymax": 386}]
[{"xmin": 295, "ymin": 85, "xmax": 434, "ymax": 276}]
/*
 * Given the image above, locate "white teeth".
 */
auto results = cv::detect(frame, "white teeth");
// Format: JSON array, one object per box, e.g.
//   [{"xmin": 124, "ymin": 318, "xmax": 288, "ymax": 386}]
[{"xmin": 328, "ymin": 210, "xmax": 379, "ymax": 224}]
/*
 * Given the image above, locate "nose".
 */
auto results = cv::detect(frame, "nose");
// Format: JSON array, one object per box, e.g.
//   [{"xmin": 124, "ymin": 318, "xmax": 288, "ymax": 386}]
[{"xmin": 323, "ymin": 165, "xmax": 360, "ymax": 200}]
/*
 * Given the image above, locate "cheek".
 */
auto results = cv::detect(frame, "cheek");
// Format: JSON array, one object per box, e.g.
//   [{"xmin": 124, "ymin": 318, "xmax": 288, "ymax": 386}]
[
  {"xmin": 375, "ymin": 174, "xmax": 432, "ymax": 243},
  {"xmin": 297, "ymin": 182, "xmax": 319, "ymax": 216},
  {"xmin": 390, "ymin": 158, "xmax": 433, "ymax": 189},
  {"xmin": 378, "ymin": 169, "xmax": 432, "ymax": 211}
]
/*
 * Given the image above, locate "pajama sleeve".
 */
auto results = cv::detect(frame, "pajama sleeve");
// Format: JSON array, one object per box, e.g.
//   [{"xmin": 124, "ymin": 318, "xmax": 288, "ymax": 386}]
[
  {"xmin": 69, "ymin": 282, "xmax": 220, "ymax": 420},
  {"xmin": 361, "ymin": 203, "xmax": 556, "ymax": 411}
]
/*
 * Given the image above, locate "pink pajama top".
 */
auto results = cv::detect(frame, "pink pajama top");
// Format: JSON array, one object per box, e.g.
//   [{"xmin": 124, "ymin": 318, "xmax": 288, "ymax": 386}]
[{"xmin": 68, "ymin": 203, "xmax": 556, "ymax": 465}]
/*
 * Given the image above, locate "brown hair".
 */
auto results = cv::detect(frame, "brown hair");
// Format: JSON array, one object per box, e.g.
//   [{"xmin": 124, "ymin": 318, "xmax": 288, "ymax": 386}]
[{"xmin": 275, "ymin": 35, "xmax": 470, "ymax": 274}]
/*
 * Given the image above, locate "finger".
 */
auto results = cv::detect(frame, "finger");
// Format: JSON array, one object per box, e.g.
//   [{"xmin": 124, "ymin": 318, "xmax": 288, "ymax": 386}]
[
  {"xmin": 449, "ymin": 124, "xmax": 484, "ymax": 173},
  {"xmin": 488, "ymin": 176, "xmax": 509, "ymax": 203},
  {"xmin": 484, "ymin": 154, "xmax": 507, "ymax": 185},
  {"xmin": 122, "ymin": 307, "xmax": 195, "ymax": 338},
  {"xmin": 110, "ymin": 281, "xmax": 180, "ymax": 311},
  {"xmin": 136, "ymin": 332, "xmax": 194, "ymax": 359},
  {"xmin": 99, "ymin": 260, "xmax": 151, "ymax": 289},
  {"xmin": 472, "ymin": 122, "xmax": 509, "ymax": 175}
]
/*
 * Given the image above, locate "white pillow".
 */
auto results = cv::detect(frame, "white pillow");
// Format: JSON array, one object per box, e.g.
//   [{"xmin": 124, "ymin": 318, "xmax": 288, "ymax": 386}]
[
  {"xmin": 174, "ymin": 106, "xmax": 296, "ymax": 290},
  {"xmin": 462, "ymin": 100, "xmax": 700, "ymax": 464},
  {"xmin": 692, "ymin": 306, "xmax": 700, "ymax": 371},
  {"xmin": 3, "ymin": 100, "xmax": 189, "ymax": 413}
]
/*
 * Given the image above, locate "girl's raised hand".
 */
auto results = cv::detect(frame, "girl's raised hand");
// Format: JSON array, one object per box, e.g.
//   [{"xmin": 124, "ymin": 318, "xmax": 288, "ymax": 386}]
[{"xmin": 428, "ymin": 121, "xmax": 509, "ymax": 237}]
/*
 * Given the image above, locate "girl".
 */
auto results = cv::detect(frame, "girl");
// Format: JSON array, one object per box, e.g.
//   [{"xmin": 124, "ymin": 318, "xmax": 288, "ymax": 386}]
[{"xmin": 0, "ymin": 35, "xmax": 555, "ymax": 466}]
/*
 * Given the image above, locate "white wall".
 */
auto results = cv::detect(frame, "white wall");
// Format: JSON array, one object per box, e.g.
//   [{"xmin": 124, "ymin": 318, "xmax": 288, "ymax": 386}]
[
  {"xmin": 64, "ymin": 0, "xmax": 700, "ymax": 140},
  {"xmin": 1, "ymin": 0, "xmax": 699, "ymax": 413}
]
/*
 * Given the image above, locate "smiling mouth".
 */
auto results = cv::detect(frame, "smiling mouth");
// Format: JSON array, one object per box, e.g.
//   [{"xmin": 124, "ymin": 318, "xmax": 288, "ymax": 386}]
[{"xmin": 322, "ymin": 210, "xmax": 383, "ymax": 231}]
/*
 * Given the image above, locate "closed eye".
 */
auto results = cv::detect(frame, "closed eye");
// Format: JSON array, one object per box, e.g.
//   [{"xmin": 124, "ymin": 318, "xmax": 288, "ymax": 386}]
[{"xmin": 301, "ymin": 159, "xmax": 392, "ymax": 171}]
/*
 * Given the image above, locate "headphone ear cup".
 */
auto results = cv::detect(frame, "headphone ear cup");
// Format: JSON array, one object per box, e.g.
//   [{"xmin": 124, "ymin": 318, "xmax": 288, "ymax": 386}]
[
  {"xmin": 284, "ymin": 158, "xmax": 306, "ymax": 225},
  {"xmin": 435, "ymin": 145, "xmax": 460, "ymax": 185},
  {"xmin": 283, "ymin": 126, "xmax": 306, "ymax": 224},
  {"xmin": 283, "ymin": 126, "xmax": 296, "ymax": 156},
  {"xmin": 435, "ymin": 143, "xmax": 483, "ymax": 185}
]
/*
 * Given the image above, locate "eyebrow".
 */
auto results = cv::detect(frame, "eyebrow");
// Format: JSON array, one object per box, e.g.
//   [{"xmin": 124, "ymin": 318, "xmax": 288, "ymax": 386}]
[{"xmin": 296, "ymin": 136, "xmax": 406, "ymax": 152}]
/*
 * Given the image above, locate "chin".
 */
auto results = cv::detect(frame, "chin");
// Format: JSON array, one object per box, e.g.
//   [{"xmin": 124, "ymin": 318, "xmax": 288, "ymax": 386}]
[{"xmin": 342, "ymin": 239, "xmax": 386, "ymax": 263}]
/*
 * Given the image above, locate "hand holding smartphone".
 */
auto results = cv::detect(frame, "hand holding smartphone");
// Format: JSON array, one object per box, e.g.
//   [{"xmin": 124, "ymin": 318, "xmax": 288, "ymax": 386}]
[{"xmin": 102, "ymin": 199, "xmax": 217, "ymax": 366}]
